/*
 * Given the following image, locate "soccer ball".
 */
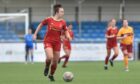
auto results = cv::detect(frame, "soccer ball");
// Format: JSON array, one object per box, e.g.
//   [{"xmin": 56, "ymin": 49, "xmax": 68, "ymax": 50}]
[{"xmin": 63, "ymin": 71, "xmax": 74, "ymax": 82}]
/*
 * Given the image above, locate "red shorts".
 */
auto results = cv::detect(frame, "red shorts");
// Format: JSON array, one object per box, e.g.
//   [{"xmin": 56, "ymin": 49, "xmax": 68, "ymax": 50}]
[
  {"xmin": 63, "ymin": 41, "xmax": 71, "ymax": 50},
  {"xmin": 44, "ymin": 41, "xmax": 61, "ymax": 51},
  {"xmin": 106, "ymin": 42, "xmax": 117, "ymax": 49},
  {"xmin": 120, "ymin": 43, "xmax": 133, "ymax": 53}
]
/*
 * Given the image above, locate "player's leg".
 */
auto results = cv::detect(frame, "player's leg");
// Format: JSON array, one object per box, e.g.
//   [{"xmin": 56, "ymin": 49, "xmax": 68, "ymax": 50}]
[
  {"xmin": 58, "ymin": 45, "xmax": 67, "ymax": 63},
  {"xmin": 48, "ymin": 41, "xmax": 61, "ymax": 81},
  {"xmin": 121, "ymin": 44, "xmax": 129, "ymax": 71},
  {"xmin": 104, "ymin": 48, "xmax": 111, "ymax": 70},
  {"xmin": 43, "ymin": 42, "xmax": 54, "ymax": 76},
  {"xmin": 127, "ymin": 52, "xmax": 132, "ymax": 71},
  {"xmin": 128, "ymin": 53, "xmax": 133, "ymax": 58},
  {"xmin": 30, "ymin": 49, "xmax": 34, "ymax": 64},
  {"xmin": 25, "ymin": 46, "xmax": 29, "ymax": 64},
  {"xmin": 44, "ymin": 47, "xmax": 53, "ymax": 76},
  {"xmin": 62, "ymin": 48, "xmax": 71, "ymax": 68},
  {"xmin": 127, "ymin": 44, "xmax": 133, "ymax": 58},
  {"xmin": 125, "ymin": 44, "xmax": 133, "ymax": 71},
  {"xmin": 122, "ymin": 50, "xmax": 129, "ymax": 71},
  {"xmin": 110, "ymin": 46, "xmax": 119, "ymax": 67},
  {"xmin": 49, "ymin": 51, "xmax": 60, "ymax": 81}
]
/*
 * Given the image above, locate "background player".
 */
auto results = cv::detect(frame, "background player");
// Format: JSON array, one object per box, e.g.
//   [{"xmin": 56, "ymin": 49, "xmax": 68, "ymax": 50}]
[
  {"xmin": 59, "ymin": 23, "xmax": 74, "ymax": 68},
  {"xmin": 33, "ymin": 4, "xmax": 71, "ymax": 81},
  {"xmin": 117, "ymin": 19, "xmax": 134, "ymax": 72},
  {"xmin": 24, "ymin": 28, "xmax": 37, "ymax": 64},
  {"xmin": 104, "ymin": 19, "xmax": 119, "ymax": 70}
]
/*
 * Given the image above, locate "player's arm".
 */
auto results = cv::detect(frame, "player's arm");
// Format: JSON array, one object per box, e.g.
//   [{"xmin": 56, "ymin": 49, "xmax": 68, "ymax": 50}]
[
  {"xmin": 60, "ymin": 35, "xmax": 65, "ymax": 41},
  {"xmin": 65, "ymin": 31, "xmax": 72, "ymax": 41},
  {"xmin": 71, "ymin": 31, "xmax": 74, "ymax": 40},
  {"xmin": 105, "ymin": 34, "xmax": 115, "ymax": 38},
  {"xmin": 117, "ymin": 35, "xmax": 127, "ymax": 40},
  {"xmin": 33, "ymin": 23, "xmax": 43, "ymax": 40},
  {"xmin": 117, "ymin": 29, "xmax": 127, "ymax": 40},
  {"xmin": 34, "ymin": 40, "xmax": 37, "ymax": 50},
  {"xmin": 33, "ymin": 18, "xmax": 49, "ymax": 40},
  {"xmin": 105, "ymin": 29, "xmax": 115, "ymax": 38},
  {"xmin": 63, "ymin": 21, "xmax": 72, "ymax": 41}
]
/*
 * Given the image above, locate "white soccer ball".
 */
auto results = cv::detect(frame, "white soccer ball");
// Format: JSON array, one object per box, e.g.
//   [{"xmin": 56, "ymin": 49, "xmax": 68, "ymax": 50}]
[{"xmin": 63, "ymin": 71, "xmax": 74, "ymax": 82}]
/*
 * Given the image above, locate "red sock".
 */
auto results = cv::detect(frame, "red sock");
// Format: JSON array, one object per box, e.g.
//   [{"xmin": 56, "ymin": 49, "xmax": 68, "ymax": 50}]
[
  {"xmin": 45, "ymin": 59, "xmax": 51, "ymax": 68},
  {"xmin": 50, "ymin": 64, "xmax": 57, "ymax": 76},
  {"xmin": 111, "ymin": 54, "xmax": 117, "ymax": 61},
  {"xmin": 60, "ymin": 55, "xmax": 67, "ymax": 59},
  {"xmin": 105, "ymin": 56, "xmax": 110, "ymax": 65},
  {"xmin": 63, "ymin": 55, "xmax": 69, "ymax": 66}
]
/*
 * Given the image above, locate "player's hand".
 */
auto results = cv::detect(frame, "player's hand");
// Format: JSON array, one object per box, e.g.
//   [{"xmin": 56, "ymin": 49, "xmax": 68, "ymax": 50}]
[
  {"xmin": 60, "ymin": 35, "xmax": 65, "ymax": 41},
  {"xmin": 111, "ymin": 35, "xmax": 115, "ymax": 38},
  {"xmin": 33, "ymin": 34, "xmax": 37, "ymax": 40},
  {"xmin": 123, "ymin": 34, "xmax": 128, "ymax": 38},
  {"xmin": 108, "ymin": 35, "xmax": 115, "ymax": 38}
]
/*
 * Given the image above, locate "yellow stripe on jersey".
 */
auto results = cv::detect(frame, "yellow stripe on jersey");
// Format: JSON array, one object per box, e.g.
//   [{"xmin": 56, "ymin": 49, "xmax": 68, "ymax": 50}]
[{"xmin": 117, "ymin": 26, "xmax": 134, "ymax": 45}]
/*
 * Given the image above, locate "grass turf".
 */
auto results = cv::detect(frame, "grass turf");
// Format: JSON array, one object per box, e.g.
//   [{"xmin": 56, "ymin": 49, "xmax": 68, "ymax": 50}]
[{"xmin": 0, "ymin": 61, "xmax": 140, "ymax": 84}]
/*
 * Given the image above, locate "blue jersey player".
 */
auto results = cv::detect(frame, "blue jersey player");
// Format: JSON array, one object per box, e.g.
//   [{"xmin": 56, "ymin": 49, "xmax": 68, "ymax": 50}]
[{"xmin": 25, "ymin": 29, "xmax": 37, "ymax": 64}]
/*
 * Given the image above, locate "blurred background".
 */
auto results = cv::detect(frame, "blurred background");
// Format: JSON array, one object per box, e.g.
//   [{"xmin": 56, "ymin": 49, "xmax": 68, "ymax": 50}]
[{"xmin": 0, "ymin": 0, "xmax": 140, "ymax": 62}]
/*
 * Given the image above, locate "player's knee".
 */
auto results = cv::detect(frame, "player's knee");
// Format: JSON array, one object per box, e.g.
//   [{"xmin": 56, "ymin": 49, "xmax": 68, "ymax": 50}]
[
  {"xmin": 124, "ymin": 53, "xmax": 128, "ymax": 57},
  {"xmin": 47, "ymin": 56, "xmax": 53, "ymax": 61},
  {"xmin": 106, "ymin": 54, "xmax": 110, "ymax": 57},
  {"xmin": 115, "ymin": 53, "xmax": 118, "ymax": 56},
  {"xmin": 128, "ymin": 54, "xmax": 132, "ymax": 58},
  {"xmin": 31, "ymin": 53, "xmax": 33, "ymax": 56},
  {"xmin": 66, "ymin": 54, "xmax": 70, "ymax": 56},
  {"xmin": 106, "ymin": 56, "xmax": 109, "ymax": 58},
  {"xmin": 52, "ymin": 60, "xmax": 58, "ymax": 64},
  {"xmin": 128, "ymin": 56, "xmax": 132, "ymax": 58}
]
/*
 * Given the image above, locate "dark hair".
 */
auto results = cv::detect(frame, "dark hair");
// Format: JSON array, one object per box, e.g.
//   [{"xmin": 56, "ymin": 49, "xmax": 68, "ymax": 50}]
[{"xmin": 53, "ymin": 4, "xmax": 62, "ymax": 15}]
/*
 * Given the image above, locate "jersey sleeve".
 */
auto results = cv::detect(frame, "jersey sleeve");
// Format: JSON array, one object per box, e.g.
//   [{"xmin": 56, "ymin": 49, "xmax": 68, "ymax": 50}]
[{"xmin": 41, "ymin": 17, "xmax": 50, "ymax": 26}]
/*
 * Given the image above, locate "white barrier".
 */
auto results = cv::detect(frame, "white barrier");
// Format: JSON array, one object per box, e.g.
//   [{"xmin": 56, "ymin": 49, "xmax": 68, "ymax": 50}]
[
  {"xmin": 0, "ymin": 43, "xmax": 133, "ymax": 62},
  {"xmin": 0, "ymin": 43, "xmax": 45, "ymax": 62},
  {"xmin": 65, "ymin": 43, "xmax": 125, "ymax": 61}
]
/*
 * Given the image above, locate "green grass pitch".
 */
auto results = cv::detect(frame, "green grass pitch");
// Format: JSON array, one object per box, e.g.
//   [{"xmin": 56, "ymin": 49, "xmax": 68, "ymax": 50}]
[{"xmin": 0, "ymin": 61, "xmax": 140, "ymax": 84}]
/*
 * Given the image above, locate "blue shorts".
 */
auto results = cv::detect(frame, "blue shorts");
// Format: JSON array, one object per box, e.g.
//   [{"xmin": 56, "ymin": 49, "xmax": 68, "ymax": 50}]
[{"xmin": 25, "ymin": 45, "xmax": 33, "ymax": 52}]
